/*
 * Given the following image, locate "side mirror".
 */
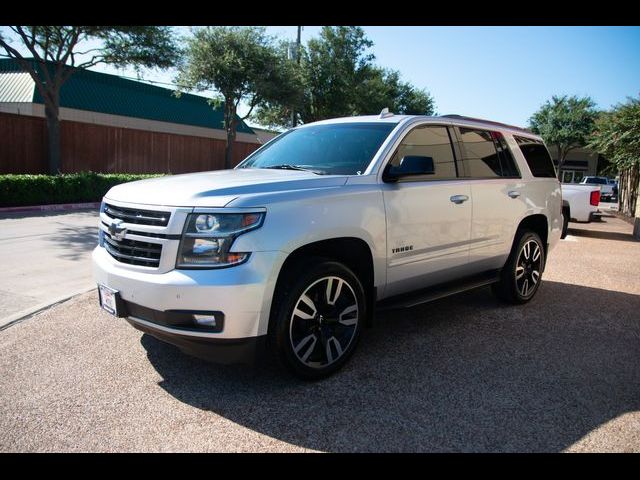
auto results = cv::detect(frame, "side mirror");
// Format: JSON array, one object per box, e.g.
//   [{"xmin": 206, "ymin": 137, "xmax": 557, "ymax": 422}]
[{"xmin": 383, "ymin": 155, "xmax": 435, "ymax": 182}]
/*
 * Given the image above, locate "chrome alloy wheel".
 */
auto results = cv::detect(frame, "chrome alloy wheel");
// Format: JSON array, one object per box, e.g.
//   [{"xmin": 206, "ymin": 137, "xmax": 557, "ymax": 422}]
[
  {"xmin": 289, "ymin": 276, "xmax": 359, "ymax": 369},
  {"xmin": 515, "ymin": 239, "xmax": 542, "ymax": 297}
]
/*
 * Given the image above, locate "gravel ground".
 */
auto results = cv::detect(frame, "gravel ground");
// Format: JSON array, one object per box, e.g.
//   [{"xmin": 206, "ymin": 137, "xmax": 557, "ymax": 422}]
[{"xmin": 1, "ymin": 214, "xmax": 638, "ymax": 452}]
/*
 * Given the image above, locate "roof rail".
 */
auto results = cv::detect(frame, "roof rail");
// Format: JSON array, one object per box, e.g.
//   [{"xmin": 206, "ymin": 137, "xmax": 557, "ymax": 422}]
[{"xmin": 440, "ymin": 114, "xmax": 532, "ymax": 134}]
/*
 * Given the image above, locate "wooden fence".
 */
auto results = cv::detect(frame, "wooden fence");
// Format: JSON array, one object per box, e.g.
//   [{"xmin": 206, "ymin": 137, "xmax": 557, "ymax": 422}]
[{"xmin": 0, "ymin": 111, "xmax": 260, "ymax": 174}]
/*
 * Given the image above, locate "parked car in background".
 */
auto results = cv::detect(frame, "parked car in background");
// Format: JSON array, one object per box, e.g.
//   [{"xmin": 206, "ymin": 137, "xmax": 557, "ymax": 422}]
[
  {"xmin": 560, "ymin": 183, "xmax": 601, "ymax": 238},
  {"xmin": 93, "ymin": 112, "xmax": 562, "ymax": 379},
  {"xmin": 580, "ymin": 176, "xmax": 614, "ymax": 201},
  {"xmin": 608, "ymin": 178, "xmax": 619, "ymax": 199}
]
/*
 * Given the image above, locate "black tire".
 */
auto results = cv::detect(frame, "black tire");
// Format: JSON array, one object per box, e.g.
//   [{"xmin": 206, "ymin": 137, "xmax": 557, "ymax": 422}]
[
  {"xmin": 492, "ymin": 230, "xmax": 545, "ymax": 304},
  {"xmin": 561, "ymin": 208, "xmax": 569, "ymax": 239},
  {"xmin": 269, "ymin": 258, "xmax": 366, "ymax": 380}
]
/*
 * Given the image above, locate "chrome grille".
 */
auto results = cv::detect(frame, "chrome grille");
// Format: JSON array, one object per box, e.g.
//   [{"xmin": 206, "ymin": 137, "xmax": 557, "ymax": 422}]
[
  {"xmin": 102, "ymin": 231, "xmax": 162, "ymax": 267},
  {"xmin": 104, "ymin": 203, "xmax": 170, "ymax": 227}
]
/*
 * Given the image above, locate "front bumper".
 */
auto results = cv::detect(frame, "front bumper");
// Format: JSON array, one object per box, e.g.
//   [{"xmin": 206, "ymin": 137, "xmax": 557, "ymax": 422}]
[
  {"xmin": 92, "ymin": 246, "xmax": 286, "ymax": 343},
  {"xmin": 124, "ymin": 311, "xmax": 268, "ymax": 365}
]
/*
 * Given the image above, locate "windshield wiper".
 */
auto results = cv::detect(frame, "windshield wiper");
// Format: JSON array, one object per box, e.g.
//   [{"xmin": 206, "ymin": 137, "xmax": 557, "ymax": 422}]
[{"xmin": 264, "ymin": 164, "xmax": 323, "ymax": 175}]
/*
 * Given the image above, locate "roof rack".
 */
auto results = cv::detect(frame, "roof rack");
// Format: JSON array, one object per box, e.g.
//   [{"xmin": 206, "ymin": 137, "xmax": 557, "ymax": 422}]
[{"xmin": 440, "ymin": 114, "xmax": 532, "ymax": 134}]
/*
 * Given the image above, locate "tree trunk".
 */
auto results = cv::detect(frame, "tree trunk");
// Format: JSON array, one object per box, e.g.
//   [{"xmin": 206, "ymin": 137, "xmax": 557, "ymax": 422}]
[
  {"xmin": 617, "ymin": 165, "xmax": 640, "ymax": 218},
  {"xmin": 623, "ymin": 163, "xmax": 639, "ymax": 218},
  {"xmin": 619, "ymin": 170, "xmax": 627, "ymax": 214},
  {"xmin": 44, "ymin": 99, "xmax": 62, "ymax": 175},
  {"xmin": 556, "ymin": 146, "xmax": 564, "ymax": 181},
  {"xmin": 223, "ymin": 99, "xmax": 237, "ymax": 170}
]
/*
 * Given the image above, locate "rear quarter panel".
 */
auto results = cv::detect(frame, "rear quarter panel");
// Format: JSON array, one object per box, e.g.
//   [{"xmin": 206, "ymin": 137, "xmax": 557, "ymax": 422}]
[
  {"xmin": 503, "ymin": 133, "xmax": 563, "ymax": 254},
  {"xmin": 562, "ymin": 184, "xmax": 599, "ymax": 222}
]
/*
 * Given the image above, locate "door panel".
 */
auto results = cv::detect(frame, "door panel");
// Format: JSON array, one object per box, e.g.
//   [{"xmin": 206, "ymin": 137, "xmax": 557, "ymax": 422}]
[
  {"xmin": 468, "ymin": 179, "xmax": 527, "ymax": 271},
  {"xmin": 451, "ymin": 127, "xmax": 529, "ymax": 273},
  {"xmin": 382, "ymin": 181, "xmax": 472, "ymax": 297}
]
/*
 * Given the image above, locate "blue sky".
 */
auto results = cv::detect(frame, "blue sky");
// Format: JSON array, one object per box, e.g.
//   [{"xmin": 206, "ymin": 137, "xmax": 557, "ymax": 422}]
[
  {"xmin": 269, "ymin": 26, "xmax": 640, "ymax": 127},
  {"xmin": 2, "ymin": 26, "xmax": 639, "ymax": 128}
]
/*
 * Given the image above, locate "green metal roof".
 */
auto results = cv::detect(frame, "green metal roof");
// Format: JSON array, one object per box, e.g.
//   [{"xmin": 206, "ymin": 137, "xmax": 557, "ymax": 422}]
[{"xmin": 0, "ymin": 58, "xmax": 255, "ymax": 134}]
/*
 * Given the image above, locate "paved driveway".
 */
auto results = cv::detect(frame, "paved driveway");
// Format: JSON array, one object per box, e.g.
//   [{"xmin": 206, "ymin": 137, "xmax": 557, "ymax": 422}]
[
  {"xmin": 0, "ymin": 214, "xmax": 638, "ymax": 452},
  {"xmin": 0, "ymin": 209, "xmax": 99, "ymax": 326}
]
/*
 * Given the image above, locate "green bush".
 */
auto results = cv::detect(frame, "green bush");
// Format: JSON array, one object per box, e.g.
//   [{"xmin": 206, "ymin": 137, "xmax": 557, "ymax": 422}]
[{"xmin": 0, "ymin": 172, "xmax": 165, "ymax": 207}]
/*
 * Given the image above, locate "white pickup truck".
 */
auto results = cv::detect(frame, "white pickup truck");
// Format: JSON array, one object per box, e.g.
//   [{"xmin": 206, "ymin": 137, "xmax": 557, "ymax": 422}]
[
  {"xmin": 581, "ymin": 176, "xmax": 614, "ymax": 201},
  {"xmin": 560, "ymin": 183, "xmax": 601, "ymax": 238}
]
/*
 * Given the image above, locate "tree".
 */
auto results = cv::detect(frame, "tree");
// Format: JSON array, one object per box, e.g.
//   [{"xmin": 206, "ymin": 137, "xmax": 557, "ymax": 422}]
[
  {"xmin": 353, "ymin": 68, "xmax": 435, "ymax": 116},
  {"xmin": 253, "ymin": 26, "xmax": 435, "ymax": 129},
  {"xmin": 588, "ymin": 96, "xmax": 640, "ymax": 218},
  {"xmin": 300, "ymin": 26, "xmax": 374, "ymax": 122},
  {"xmin": 176, "ymin": 26, "xmax": 301, "ymax": 169},
  {"xmin": 0, "ymin": 26, "xmax": 180, "ymax": 175},
  {"xmin": 528, "ymin": 95, "xmax": 599, "ymax": 180}
]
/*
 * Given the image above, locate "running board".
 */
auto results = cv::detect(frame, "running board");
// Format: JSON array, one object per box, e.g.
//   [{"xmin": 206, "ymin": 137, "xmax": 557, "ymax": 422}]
[{"xmin": 376, "ymin": 270, "xmax": 501, "ymax": 311}]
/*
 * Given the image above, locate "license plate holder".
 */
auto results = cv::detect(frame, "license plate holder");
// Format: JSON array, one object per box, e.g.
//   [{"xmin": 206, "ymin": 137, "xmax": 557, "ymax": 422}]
[{"xmin": 98, "ymin": 284, "xmax": 124, "ymax": 317}]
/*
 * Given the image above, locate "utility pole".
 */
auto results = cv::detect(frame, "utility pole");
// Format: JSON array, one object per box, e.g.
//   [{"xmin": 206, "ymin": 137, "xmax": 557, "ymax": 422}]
[{"xmin": 291, "ymin": 26, "xmax": 302, "ymax": 128}]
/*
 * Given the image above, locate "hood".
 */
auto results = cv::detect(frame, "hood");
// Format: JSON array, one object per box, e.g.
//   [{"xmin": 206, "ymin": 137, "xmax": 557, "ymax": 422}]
[{"xmin": 104, "ymin": 168, "xmax": 349, "ymax": 207}]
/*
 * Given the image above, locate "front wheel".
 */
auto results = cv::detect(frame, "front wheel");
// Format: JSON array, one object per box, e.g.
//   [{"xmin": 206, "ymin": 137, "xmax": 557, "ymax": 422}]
[
  {"xmin": 270, "ymin": 259, "xmax": 366, "ymax": 380},
  {"xmin": 493, "ymin": 230, "xmax": 545, "ymax": 304}
]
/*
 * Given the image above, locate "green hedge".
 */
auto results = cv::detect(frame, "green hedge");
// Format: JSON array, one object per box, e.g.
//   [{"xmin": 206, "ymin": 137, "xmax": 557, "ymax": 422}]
[{"xmin": 0, "ymin": 172, "xmax": 165, "ymax": 207}]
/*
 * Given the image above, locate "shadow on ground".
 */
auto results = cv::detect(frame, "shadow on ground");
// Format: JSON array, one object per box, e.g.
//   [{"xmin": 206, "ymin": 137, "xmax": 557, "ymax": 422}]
[
  {"xmin": 568, "ymin": 227, "xmax": 638, "ymax": 243},
  {"xmin": 49, "ymin": 225, "xmax": 99, "ymax": 261},
  {"xmin": 140, "ymin": 280, "xmax": 640, "ymax": 452}
]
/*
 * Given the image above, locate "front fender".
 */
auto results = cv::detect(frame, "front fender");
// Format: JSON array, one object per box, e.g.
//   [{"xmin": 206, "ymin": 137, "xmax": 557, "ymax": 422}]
[{"xmin": 230, "ymin": 185, "xmax": 387, "ymax": 292}]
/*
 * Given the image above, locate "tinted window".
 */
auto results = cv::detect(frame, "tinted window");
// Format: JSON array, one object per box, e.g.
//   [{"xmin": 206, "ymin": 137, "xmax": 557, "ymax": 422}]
[
  {"xmin": 514, "ymin": 136, "xmax": 556, "ymax": 178},
  {"xmin": 389, "ymin": 125, "xmax": 457, "ymax": 179},
  {"xmin": 238, "ymin": 123, "xmax": 395, "ymax": 175},
  {"xmin": 494, "ymin": 132, "xmax": 521, "ymax": 177},
  {"xmin": 584, "ymin": 177, "xmax": 608, "ymax": 184},
  {"xmin": 458, "ymin": 128, "xmax": 501, "ymax": 178}
]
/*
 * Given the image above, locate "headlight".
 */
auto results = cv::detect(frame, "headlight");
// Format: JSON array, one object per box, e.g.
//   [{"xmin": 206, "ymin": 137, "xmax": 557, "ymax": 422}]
[{"xmin": 176, "ymin": 212, "xmax": 265, "ymax": 268}]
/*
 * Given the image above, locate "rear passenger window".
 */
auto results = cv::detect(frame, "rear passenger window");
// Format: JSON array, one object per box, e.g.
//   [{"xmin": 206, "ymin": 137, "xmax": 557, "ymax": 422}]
[
  {"xmin": 457, "ymin": 128, "xmax": 502, "ymax": 178},
  {"xmin": 493, "ymin": 132, "xmax": 520, "ymax": 177},
  {"xmin": 514, "ymin": 136, "xmax": 556, "ymax": 178},
  {"xmin": 390, "ymin": 125, "xmax": 457, "ymax": 179}
]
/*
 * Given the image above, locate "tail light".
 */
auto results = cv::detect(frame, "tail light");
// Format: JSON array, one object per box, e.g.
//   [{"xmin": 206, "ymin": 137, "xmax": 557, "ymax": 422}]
[{"xmin": 590, "ymin": 190, "xmax": 600, "ymax": 206}]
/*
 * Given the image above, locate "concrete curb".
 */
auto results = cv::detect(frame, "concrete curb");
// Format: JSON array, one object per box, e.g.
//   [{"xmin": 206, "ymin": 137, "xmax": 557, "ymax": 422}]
[
  {"xmin": 0, "ymin": 202, "xmax": 101, "ymax": 214},
  {"xmin": 0, "ymin": 286, "xmax": 97, "ymax": 331}
]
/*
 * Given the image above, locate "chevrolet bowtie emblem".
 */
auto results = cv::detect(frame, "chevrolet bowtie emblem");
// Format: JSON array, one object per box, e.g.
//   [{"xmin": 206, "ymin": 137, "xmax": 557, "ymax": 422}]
[{"xmin": 109, "ymin": 219, "xmax": 127, "ymax": 241}]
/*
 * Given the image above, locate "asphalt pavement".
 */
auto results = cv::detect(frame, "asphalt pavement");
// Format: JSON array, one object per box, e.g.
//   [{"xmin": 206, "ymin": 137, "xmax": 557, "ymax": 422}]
[
  {"xmin": 0, "ymin": 213, "xmax": 638, "ymax": 452},
  {"xmin": 0, "ymin": 209, "xmax": 99, "ymax": 327}
]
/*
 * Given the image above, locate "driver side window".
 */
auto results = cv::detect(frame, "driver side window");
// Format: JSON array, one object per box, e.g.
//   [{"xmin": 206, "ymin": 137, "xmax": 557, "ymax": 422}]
[{"xmin": 390, "ymin": 125, "xmax": 457, "ymax": 179}]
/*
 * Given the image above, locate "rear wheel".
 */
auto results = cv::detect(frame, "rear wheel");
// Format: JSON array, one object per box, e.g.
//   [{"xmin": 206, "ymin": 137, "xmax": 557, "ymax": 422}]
[
  {"xmin": 493, "ymin": 230, "xmax": 545, "ymax": 304},
  {"xmin": 561, "ymin": 207, "xmax": 569, "ymax": 239},
  {"xmin": 269, "ymin": 259, "xmax": 366, "ymax": 380}
]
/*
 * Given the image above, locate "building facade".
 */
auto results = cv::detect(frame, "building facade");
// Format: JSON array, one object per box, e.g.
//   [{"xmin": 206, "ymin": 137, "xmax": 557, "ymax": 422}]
[{"xmin": 546, "ymin": 146, "xmax": 602, "ymax": 183}]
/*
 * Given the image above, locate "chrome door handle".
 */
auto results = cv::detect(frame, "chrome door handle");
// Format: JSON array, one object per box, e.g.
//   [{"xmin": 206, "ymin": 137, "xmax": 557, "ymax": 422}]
[
  {"xmin": 450, "ymin": 195, "xmax": 469, "ymax": 204},
  {"xmin": 508, "ymin": 191, "xmax": 521, "ymax": 198}
]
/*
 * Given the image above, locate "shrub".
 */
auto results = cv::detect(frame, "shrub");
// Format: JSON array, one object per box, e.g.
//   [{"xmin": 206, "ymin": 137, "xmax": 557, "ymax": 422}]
[{"xmin": 0, "ymin": 172, "xmax": 165, "ymax": 207}]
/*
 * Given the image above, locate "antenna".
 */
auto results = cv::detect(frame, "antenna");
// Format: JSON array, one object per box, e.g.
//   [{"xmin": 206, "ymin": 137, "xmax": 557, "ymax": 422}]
[{"xmin": 379, "ymin": 108, "xmax": 394, "ymax": 119}]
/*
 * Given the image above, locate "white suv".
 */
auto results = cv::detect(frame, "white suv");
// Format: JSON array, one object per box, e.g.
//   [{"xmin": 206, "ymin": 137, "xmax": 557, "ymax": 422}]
[{"xmin": 93, "ymin": 113, "xmax": 562, "ymax": 379}]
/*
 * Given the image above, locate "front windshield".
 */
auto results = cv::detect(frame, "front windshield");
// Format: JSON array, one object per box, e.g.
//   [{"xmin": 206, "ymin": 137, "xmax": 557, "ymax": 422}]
[{"xmin": 237, "ymin": 122, "xmax": 397, "ymax": 175}]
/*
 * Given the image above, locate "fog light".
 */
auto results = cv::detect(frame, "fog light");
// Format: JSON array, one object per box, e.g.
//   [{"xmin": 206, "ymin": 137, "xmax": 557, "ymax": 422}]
[{"xmin": 193, "ymin": 313, "xmax": 219, "ymax": 327}]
